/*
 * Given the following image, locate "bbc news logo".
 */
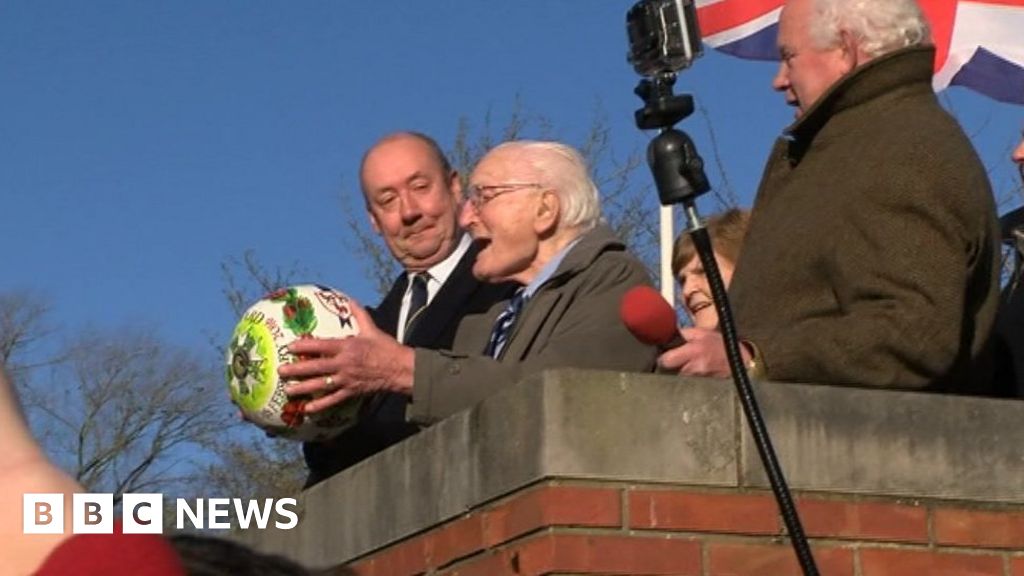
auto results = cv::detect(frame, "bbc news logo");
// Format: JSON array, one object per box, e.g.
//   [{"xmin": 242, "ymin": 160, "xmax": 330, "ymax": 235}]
[{"xmin": 23, "ymin": 493, "xmax": 298, "ymax": 534}]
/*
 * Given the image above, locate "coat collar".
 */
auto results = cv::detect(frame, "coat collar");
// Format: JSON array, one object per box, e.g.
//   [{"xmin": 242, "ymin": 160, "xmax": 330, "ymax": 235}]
[
  {"xmin": 786, "ymin": 45, "xmax": 936, "ymax": 146},
  {"xmin": 539, "ymin": 224, "xmax": 625, "ymax": 290}
]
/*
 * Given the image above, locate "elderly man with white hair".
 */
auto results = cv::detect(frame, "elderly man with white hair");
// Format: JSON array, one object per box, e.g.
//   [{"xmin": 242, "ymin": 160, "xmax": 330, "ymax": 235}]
[
  {"xmin": 282, "ymin": 140, "xmax": 657, "ymax": 424},
  {"xmin": 661, "ymin": 0, "xmax": 1002, "ymax": 394}
]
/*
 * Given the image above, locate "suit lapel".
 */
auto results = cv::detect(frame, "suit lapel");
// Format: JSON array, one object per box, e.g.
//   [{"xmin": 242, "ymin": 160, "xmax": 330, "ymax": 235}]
[
  {"xmin": 372, "ymin": 273, "xmax": 407, "ymax": 337},
  {"xmin": 405, "ymin": 246, "xmax": 479, "ymax": 346}
]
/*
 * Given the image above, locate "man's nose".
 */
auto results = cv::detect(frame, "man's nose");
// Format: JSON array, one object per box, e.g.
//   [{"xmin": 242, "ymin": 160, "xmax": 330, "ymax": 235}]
[
  {"xmin": 771, "ymin": 62, "xmax": 788, "ymax": 92},
  {"xmin": 400, "ymin": 194, "xmax": 422, "ymax": 222},
  {"xmin": 1012, "ymin": 140, "xmax": 1024, "ymax": 165}
]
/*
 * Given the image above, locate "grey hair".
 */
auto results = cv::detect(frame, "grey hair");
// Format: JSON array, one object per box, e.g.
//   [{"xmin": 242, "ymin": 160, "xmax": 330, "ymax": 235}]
[
  {"xmin": 809, "ymin": 0, "xmax": 931, "ymax": 58},
  {"xmin": 488, "ymin": 140, "xmax": 602, "ymax": 232}
]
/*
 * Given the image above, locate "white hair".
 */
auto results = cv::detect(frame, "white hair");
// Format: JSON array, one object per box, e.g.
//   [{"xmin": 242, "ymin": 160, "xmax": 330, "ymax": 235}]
[
  {"xmin": 809, "ymin": 0, "xmax": 931, "ymax": 58},
  {"xmin": 488, "ymin": 140, "xmax": 602, "ymax": 232}
]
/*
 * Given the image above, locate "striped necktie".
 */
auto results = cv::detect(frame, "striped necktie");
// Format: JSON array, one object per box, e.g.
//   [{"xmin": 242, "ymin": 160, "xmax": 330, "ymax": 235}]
[
  {"xmin": 404, "ymin": 273, "xmax": 430, "ymax": 339},
  {"xmin": 485, "ymin": 288, "xmax": 528, "ymax": 358}
]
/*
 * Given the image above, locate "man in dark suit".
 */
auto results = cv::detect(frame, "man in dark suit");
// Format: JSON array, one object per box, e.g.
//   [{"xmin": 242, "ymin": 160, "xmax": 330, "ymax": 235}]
[{"xmin": 302, "ymin": 132, "xmax": 514, "ymax": 486}]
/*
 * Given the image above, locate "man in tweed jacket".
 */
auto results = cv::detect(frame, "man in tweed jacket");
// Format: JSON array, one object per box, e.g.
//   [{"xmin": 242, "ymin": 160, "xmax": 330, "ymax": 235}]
[{"xmin": 661, "ymin": 0, "xmax": 1001, "ymax": 394}]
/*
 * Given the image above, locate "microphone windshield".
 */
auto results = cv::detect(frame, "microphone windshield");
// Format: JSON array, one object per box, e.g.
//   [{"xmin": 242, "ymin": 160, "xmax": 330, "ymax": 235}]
[{"xmin": 620, "ymin": 285, "xmax": 678, "ymax": 346}]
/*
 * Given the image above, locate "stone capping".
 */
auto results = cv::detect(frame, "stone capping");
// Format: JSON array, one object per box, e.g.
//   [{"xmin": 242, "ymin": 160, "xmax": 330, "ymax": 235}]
[{"xmin": 239, "ymin": 369, "xmax": 1024, "ymax": 568}]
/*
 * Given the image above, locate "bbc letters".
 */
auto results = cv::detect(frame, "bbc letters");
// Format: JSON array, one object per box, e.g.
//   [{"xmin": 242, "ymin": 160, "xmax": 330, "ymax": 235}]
[{"xmin": 24, "ymin": 493, "xmax": 299, "ymax": 534}]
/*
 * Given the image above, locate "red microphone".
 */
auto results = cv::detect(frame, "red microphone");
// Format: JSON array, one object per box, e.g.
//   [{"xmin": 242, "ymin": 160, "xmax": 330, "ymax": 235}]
[{"xmin": 620, "ymin": 285, "xmax": 684, "ymax": 349}]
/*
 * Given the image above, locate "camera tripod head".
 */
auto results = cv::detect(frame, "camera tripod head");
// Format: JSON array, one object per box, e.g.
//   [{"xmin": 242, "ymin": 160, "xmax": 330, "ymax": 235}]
[{"xmin": 634, "ymin": 73, "xmax": 694, "ymax": 131}]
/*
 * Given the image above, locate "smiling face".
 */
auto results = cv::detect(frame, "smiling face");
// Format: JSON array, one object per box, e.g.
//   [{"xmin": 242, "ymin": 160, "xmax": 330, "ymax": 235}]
[
  {"xmin": 772, "ymin": 0, "xmax": 853, "ymax": 118},
  {"xmin": 677, "ymin": 252, "xmax": 736, "ymax": 330},
  {"xmin": 361, "ymin": 135, "xmax": 462, "ymax": 272}
]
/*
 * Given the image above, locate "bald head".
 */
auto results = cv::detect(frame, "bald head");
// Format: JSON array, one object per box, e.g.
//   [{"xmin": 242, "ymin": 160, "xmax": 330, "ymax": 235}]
[{"xmin": 359, "ymin": 132, "xmax": 451, "ymax": 197}]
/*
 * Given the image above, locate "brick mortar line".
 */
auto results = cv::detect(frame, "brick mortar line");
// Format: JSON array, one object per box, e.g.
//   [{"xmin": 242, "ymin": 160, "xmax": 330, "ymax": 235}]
[
  {"xmin": 372, "ymin": 526, "xmax": 1014, "ymax": 575},
  {"xmin": 619, "ymin": 482, "xmax": 1024, "ymax": 511},
  {"xmin": 621, "ymin": 485, "xmax": 630, "ymax": 533},
  {"xmin": 429, "ymin": 524, "xmax": 708, "ymax": 573},
  {"xmin": 700, "ymin": 539, "xmax": 711, "ymax": 576},
  {"xmin": 629, "ymin": 527, "xmax": 931, "ymax": 547},
  {"xmin": 540, "ymin": 526, "xmax": 1017, "ymax": 555},
  {"xmin": 347, "ymin": 484, "xmax": 1024, "ymax": 569},
  {"xmin": 353, "ymin": 484, "xmax": 634, "ymax": 571},
  {"xmin": 853, "ymin": 541, "xmax": 1013, "ymax": 556},
  {"xmin": 434, "ymin": 524, "xmax": 713, "ymax": 574},
  {"xmin": 431, "ymin": 526, "xmax": 557, "ymax": 574}
]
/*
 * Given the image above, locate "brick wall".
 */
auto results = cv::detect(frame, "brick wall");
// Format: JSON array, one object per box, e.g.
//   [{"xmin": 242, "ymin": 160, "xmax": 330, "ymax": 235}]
[
  {"xmin": 349, "ymin": 481, "xmax": 1024, "ymax": 576},
  {"xmin": 239, "ymin": 372, "xmax": 1024, "ymax": 571}
]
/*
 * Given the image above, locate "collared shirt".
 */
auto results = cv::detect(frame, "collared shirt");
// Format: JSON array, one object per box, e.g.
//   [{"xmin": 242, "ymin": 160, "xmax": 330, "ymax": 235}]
[
  {"xmin": 488, "ymin": 237, "xmax": 582, "ymax": 358},
  {"xmin": 521, "ymin": 237, "xmax": 581, "ymax": 299},
  {"xmin": 397, "ymin": 233, "xmax": 471, "ymax": 343}
]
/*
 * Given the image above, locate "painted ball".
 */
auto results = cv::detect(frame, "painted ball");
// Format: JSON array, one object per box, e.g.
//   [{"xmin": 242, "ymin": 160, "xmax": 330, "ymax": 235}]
[{"xmin": 226, "ymin": 284, "xmax": 362, "ymax": 441}]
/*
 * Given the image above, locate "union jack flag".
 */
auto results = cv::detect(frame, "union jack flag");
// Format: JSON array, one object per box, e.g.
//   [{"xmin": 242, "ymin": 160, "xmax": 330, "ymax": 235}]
[{"xmin": 696, "ymin": 0, "xmax": 1024, "ymax": 105}]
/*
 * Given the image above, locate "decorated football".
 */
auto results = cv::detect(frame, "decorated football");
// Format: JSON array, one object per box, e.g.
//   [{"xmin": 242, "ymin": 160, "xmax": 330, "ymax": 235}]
[{"xmin": 226, "ymin": 284, "xmax": 362, "ymax": 441}]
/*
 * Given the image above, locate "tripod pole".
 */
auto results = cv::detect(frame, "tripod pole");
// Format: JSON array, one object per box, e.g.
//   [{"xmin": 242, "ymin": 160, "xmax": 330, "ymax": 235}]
[
  {"xmin": 682, "ymin": 201, "xmax": 820, "ymax": 576},
  {"xmin": 635, "ymin": 76, "xmax": 818, "ymax": 573}
]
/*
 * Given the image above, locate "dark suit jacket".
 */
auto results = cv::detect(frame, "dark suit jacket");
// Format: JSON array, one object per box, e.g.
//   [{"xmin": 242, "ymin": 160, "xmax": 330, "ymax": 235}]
[
  {"xmin": 302, "ymin": 243, "xmax": 515, "ymax": 486},
  {"xmin": 993, "ymin": 285, "xmax": 1024, "ymax": 398}
]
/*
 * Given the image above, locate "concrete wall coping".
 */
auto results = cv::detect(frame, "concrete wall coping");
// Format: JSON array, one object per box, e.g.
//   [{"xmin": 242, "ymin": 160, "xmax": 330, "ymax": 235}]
[{"xmin": 241, "ymin": 370, "xmax": 1024, "ymax": 567}]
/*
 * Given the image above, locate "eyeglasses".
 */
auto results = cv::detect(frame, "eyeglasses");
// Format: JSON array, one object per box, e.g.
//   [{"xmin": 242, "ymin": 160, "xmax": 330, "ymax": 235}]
[{"xmin": 465, "ymin": 182, "xmax": 543, "ymax": 209}]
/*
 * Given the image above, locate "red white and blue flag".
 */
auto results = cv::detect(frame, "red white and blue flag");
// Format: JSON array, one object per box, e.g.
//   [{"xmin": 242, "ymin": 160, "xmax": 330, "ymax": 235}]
[{"xmin": 696, "ymin": 0, "xmax": 1024, "ymax": 105}]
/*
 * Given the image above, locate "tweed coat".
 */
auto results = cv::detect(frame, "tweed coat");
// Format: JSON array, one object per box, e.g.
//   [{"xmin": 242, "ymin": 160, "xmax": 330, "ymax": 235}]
[
  {"xmin": 729, "ymin": 46, "xmax": 1001, "ymax": 394},
  {"xmin": 408, "ymin": 224, "xmax": 658, "ymax": 424}
]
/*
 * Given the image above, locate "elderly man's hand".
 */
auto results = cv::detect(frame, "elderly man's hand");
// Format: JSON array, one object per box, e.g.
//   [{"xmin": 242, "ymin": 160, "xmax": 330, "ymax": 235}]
[
  {"xmin": 280, "ymin": 299, "xmax": 414, "ymax": 414},
  {"xmin": 658, "ymin": 327, "xmax": 752, "ymax": 378}
]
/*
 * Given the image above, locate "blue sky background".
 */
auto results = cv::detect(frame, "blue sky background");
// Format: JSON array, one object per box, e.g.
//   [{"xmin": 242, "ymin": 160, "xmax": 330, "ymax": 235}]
[{"xmin": 2, "ymin": 1, "xmax": 1022, "ymax": 357}]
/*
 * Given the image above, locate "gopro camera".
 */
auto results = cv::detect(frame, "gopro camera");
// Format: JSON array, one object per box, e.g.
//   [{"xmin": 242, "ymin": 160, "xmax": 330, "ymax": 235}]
[{"xmin": 626, "ymin": 0, "xmax": 703, "ymax": 77}]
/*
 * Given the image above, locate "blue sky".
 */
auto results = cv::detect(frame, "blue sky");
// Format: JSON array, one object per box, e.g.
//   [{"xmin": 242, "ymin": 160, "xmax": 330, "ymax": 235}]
[{"xmin": 2, "ymin": 1, "xmax": 1022, "ymax": 356}]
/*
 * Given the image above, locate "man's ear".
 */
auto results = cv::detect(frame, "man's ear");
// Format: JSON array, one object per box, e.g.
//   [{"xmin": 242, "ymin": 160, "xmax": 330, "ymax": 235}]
[
  {"xmin": 838, "ymin": 30, "xmax": 863, "ymax": 71},
  {"xmin": 367, "ymin": 207, "xmax": 382, "ymax": 235},
  {"xmin": 448, "ymin": 170, "xmax": 463, "ymax": 204},
  {"xmin": 534, "ymin": 189, "xmax": 561, "ymax": 236}
]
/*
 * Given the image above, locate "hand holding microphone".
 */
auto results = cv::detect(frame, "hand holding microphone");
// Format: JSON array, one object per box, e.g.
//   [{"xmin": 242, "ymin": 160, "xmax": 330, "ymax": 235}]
[{"xmin": 620, "ymin": 285, "xmax": 742, "ymax": 377}]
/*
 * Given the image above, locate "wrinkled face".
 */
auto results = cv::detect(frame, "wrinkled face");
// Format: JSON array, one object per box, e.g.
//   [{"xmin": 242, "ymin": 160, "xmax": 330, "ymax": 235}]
[
  {"xmin": 362, "ymin": 137, "xmax": 462, "ymax": 272},
  {"xmin": 677, "ymin": 253, "xmax": 736, "ymax": 330},
  {"xmin": 460, "ymin": 149, "xmax": 545, "ymax": 285},
  {"xmin": 772, "ymin": 0, "xmax": 852, "ymax": 118},
  {"xmin": 1013, "ymin": 131, "xmax": 1024, "ymax": 183}
]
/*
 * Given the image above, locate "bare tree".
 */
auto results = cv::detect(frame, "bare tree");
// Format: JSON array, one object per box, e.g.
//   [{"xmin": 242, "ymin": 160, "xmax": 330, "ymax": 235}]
[
  {"xmin": 26, "ymin": 328, "xmax": 228, "ymax": 506},
  {"xmin": 221, "ymin": 250, "xmax": 318, "ymax": 318},
  {"xmin": 198, "ymin": 436, "xmax": 307, "ymax": 500},
  {"xmin": 1, "ymin": 291, "xmax": 297, "ymax": 506},
  {"xmin": 0, "ymin": 291, "xmax": 59, "ymax": 383}
]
